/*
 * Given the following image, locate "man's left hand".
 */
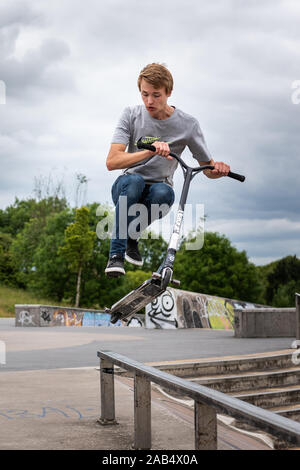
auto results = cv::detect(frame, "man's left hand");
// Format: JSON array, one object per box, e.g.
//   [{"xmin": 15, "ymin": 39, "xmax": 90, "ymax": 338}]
[{"xmin": 210, "ymin": 161, "xmax": 230, "ymax": 177}]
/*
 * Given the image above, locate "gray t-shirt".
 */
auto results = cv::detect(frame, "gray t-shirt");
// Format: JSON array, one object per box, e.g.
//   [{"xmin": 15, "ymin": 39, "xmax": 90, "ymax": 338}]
[{"xmin": 111, "ymin": 105, "xmax": 212, "ymax": 186}]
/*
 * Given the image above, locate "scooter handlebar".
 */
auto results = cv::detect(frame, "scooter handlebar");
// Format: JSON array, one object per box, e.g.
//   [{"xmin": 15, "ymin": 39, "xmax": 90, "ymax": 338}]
[
  {"xmin": 137, "ymin": 138, "xmax": 246, "ymax": 183},
  {"xmin": 227, "ymin": 171, "xmax": 245, "ymax": 182},
  {"xmin": 137, "ymin": 141, "xmax": 160, "ymax": 153}
]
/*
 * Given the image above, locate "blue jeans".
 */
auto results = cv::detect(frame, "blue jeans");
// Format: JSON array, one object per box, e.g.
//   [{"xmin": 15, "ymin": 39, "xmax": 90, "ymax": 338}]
[{"xmin": 109, "ymin": 174, "xmax": 175, "ymax": 258}]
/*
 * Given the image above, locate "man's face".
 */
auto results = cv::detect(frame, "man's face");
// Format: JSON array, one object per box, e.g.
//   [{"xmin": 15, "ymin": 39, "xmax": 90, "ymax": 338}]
[{"xmin": 140, "ymin": 79, "xmax": 171, "ymax": 119}]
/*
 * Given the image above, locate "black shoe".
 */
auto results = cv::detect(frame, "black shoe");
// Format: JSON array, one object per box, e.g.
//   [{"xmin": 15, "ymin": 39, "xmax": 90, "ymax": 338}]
[
  {"xmin": 125, "ymin": 238, "xmax": 143, "ymax": 266},
  {"xmin": 105, "ymin": 254, "xmax": 125, "ymax": 277}
]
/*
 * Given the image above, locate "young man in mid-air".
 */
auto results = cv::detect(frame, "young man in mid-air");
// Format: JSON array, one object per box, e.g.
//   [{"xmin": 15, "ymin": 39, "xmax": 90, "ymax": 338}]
[{"xmin": 105, "ymin": 63, "xmax": 230, "ymax": 277}]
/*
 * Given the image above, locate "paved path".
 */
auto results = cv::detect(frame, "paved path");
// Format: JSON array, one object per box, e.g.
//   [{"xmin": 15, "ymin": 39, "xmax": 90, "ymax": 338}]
[{"xmin": 0, "ymin": 318, "xmax": 294, "ymax": 371}]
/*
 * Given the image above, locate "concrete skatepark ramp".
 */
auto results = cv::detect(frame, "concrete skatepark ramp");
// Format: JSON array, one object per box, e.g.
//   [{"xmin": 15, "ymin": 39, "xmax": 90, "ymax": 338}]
[
  {"xmin": 14, "ymin": 288, "xmax": 260, "ymax": 330},
  {"xmin": 145, "ymin": 287, "xmax": 264, "ymax": 330},
  {"xmin": 14, "ymin": 289, "xmax": 298, "ymax": 338}
]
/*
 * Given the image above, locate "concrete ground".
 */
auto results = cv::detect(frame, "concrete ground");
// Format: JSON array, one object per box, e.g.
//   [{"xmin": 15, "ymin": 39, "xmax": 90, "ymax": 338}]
[
  {"xmin": 0, "ymin": 318, "xmax": 295, "ymax": 450},
  {"xmin": 0, "ymin": 367, "xmax": 197, "ymax": 450}
]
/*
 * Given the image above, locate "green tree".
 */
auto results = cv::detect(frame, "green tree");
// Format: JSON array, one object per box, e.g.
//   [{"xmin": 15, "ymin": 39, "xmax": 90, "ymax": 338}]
[
  {"xmin": 0, "ymin": 232, "xmax": 16, "ymax": 285},
  {"xmin": 0, "ymin": 197, "xmax": 68, "ymax": 236},
  {"xmin": 139, "ymin": 232, "xmax": 168, "ymax": 273},
  {"xmin": 123, "ymin": 270, "xmax": 152, "ymax": 292},
  {"xmin": 266, "ymin": 255, "xmax": 300, "ymax": 307},
  {"xmin": 272, "ymin": 280, "xmax": 300, "ymax": 307},
  {"xmin": 174, "ymin": 231, "xmax": 263, "ymax": 302},
  {"xmin": 30, "ymin": 209, "xmax": 74, "ymax": 301},
  {"xmin": 59, "ymin": 207, "xmax": 96, "ymax": 307},
  {"xmin": 77, "ymin": 202, "xmax": 120, "ymax": 308},
  {"xmin": 10, "ymin": 217, "xmax": 46, "ymax": 287}
]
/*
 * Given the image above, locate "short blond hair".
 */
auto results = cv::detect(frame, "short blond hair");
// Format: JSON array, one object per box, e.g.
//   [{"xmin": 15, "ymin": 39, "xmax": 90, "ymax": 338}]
[{"xmin": 137, "ymin": 63, "xmax": 173, "ymax": 94}]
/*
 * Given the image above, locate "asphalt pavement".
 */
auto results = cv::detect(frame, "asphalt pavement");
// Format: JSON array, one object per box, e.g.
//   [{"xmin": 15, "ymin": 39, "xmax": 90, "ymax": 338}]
[{"xmin": 0, "ymin": 318, "xmax": 294, "ymax": 371}]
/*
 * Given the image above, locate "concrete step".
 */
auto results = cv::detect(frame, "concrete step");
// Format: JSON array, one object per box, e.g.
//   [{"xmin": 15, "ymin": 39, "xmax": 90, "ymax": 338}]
[
  {"xmin": 270, "ymin": 405, "xmax": 300, "ymax": 422},
  {"xmin": 189, "ymin": 368, "xmax": 300, "ymax": 393},
  {"xmin": 150, "ymin": 351, "xmax": 296, "ymax": 379},
  {"xmin": 148, "ymin": 350, "xmax": 300, "ymax": 448},
  {"xmin": 232, "ymin": 385, "xmax": 300, "ymax": 409}
]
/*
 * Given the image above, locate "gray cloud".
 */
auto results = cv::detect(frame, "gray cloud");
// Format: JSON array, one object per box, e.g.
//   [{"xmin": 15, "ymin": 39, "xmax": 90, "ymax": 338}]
[{"xmin": 0, "ymin": 1, "xmax": 43, "ymax": 28}]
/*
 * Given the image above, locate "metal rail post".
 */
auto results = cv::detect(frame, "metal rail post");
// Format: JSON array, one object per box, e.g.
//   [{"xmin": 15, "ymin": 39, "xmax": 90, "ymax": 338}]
[
  {"xmin": 296, "ymin": 293, "xmax": 300, "ymax": 346},
  {"xmin": 194, "ymin": 401, "xmax": 217, "ymax": 450},
  {"xmin": 98, "ymin": 357, "xmax": 118, "ymax": 425},
  {"xmin": 134, "ymin": 373, "xmax": 152, "ymax": 449}
]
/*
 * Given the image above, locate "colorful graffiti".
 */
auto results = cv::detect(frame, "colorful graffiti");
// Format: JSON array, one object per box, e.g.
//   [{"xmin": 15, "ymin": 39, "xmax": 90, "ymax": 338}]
[
  {"xmin": 145, "ymin": 288, "xmax": 262, "ymax": 330},
  {"xmin": 82, "ymin": 312, "xmax": 123, "ymax": 327},
  {"xmin": 16, "ymin": 306, "xmax": 130, "ymax": 327},
  {"xmin": 53, "ymin": 310, "xmax": 83, "ymax": 327}
]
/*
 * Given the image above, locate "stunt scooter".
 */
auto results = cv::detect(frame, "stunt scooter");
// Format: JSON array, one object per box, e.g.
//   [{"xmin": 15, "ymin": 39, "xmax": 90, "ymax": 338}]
[{"xmin": 106, "ymin": 138, "xmax": 245, "ymax": 324}]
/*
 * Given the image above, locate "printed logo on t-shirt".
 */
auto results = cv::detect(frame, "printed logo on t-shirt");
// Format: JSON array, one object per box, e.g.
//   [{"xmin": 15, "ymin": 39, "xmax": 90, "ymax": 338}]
[{"xmin": 135, "ymin": 136, "xmax": 173, "ymax": 146}]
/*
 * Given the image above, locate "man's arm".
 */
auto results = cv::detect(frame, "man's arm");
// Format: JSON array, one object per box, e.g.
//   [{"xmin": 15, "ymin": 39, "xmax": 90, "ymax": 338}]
[
  {"xmin": 106, "ymin": 144, "xmax": 153, "ymax": 170},
  {"xmin": 106, "ymin": 142, "xmax": 173, "ymax": 171}
]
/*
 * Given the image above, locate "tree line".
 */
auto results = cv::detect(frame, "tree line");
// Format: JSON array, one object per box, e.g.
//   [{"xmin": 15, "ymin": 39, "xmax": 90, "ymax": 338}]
[{"xmin": 0, "ymin": 195, "xmax": 299, "ymax": 309}]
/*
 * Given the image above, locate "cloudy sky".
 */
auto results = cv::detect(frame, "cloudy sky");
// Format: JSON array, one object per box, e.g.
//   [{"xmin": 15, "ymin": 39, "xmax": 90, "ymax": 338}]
[{"xmin": 0, "ymin": 0, "xmax": 300, "ymax": 265}]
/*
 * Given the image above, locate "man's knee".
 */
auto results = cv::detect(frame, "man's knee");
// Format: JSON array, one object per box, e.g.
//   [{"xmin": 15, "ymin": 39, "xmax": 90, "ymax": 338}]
[
  {"xmin": 150, "ymin": 183, "xmax": 175, "ymax": 206},
  {"xmin": 123, "ymin": 174, "xmax": 145, "ymax": 196},
  {"xmin": 112, "ymin": 174, "xmax": 145, "ymax": 204},
  {"xmin": 148, "ymin": 184, "xmax": 175, "ymax": 223}
]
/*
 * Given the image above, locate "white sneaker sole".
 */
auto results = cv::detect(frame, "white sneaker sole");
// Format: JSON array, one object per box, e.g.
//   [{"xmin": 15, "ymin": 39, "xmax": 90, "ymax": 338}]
[
  {"xmin": 125, "ymin": 253, "xmax": 144, "ymax": 266},
  {"xmin": 105, "ymin": 266, "xmax": 125, "ymax": 276}
]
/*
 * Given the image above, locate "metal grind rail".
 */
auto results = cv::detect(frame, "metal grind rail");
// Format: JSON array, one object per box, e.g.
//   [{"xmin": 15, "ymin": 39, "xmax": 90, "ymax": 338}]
[{"xmin": 97, "ymin": 350, "xmax": 300, "ymax": 450}]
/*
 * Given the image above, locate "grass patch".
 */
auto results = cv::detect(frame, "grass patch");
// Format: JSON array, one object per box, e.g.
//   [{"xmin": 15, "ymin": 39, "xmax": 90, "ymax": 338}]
[{"xmin": 0, "ymin": 284, "xmax": 73, "ymax": 317}]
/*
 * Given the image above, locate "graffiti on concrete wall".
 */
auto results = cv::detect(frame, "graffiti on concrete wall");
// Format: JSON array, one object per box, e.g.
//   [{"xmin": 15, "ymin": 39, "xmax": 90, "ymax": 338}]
[
  {"xmin": 17, "ymin": 310, "xmax": 37, "ymax": 327},
  {"xmin": 40, "ymin": 308, "xmax": 51, "ymax": 324},
  {"xmin": 145, "ymin": 290, "xmax": 178, "ymax": 329},
  {"xmin": 82, "ymin": 312, "xmax": 123, "ymax": 327},
  {"xmin": 126, "ymin": 316, "xmax": 144, "ymax": 327},
  {"xmin": 146, "ymin": 288, "xmax": 261, "ymax": 330},
  {"xmin": 16, "ymin": 305, "xmax": 128, "ymax": 327},
  {"xmin": 52, "ymin": 309, "xmax": 83, "ymax": 327}
]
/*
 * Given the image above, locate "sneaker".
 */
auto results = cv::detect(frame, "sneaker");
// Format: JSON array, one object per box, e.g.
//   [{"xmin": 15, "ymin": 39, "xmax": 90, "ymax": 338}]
[
  {"xmin": 125, "ymin": 238, "xmax": 143, "ymax": 266},
  {"xmin": 105, "ymin": 254, "xmax": 125, "ymax": 277}
]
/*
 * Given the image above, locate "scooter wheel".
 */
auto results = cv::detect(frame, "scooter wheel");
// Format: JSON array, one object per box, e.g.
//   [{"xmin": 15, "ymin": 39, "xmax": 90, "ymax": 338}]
[
  {"xmin": 161, "ymin": 268, "xmax": 172, "ymax": 289},
  {"xmin": 110, "ymin": 312, "xmax": 121, "ymax": 324}
]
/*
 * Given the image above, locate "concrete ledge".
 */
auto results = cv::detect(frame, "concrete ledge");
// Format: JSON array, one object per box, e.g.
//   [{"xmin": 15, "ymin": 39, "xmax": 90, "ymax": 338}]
[
  {"xmin": 15, "ymin": 305, "xmax": 145, "ymax": 328},
  {"xmin": 15, "ymin": 305, "xmax": 119, "ymax": 327},
  {"xmin": 234, "ymin": 308, "xmax": 296, "ymax": 338}
]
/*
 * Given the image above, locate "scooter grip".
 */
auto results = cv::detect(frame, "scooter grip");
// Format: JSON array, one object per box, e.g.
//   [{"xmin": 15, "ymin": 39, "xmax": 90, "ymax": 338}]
[
  {"xmin": 137, "ymin": 140, "xmax": 156, "ymax": 152},
  {"xmin": 227, "ymin": 171, "xmax": 246, "ymax": 182}
]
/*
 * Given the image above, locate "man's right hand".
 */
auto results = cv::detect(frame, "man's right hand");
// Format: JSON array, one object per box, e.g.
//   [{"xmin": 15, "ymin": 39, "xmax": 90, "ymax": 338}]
[
  {"xmin": 152, "ymin": 141, "xmax": 173, "ymax": 160},
  {"xmin": 106, "ymin": 141, "xmax": 172, "ymax": 171}
]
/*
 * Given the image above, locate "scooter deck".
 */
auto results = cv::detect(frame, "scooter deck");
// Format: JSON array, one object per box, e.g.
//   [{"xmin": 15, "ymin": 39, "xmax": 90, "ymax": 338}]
[{"xmin": 107, "ymin": 277, "xmax": 166, "ymax": 324}]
